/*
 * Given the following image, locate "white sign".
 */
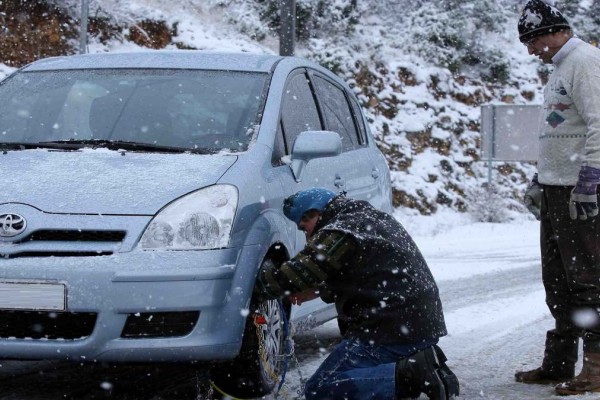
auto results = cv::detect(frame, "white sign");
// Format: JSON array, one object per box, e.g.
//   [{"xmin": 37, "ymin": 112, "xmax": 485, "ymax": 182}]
[{"xmin": 481, "ymin": 104, "xmax": 543, "ymax": 162}]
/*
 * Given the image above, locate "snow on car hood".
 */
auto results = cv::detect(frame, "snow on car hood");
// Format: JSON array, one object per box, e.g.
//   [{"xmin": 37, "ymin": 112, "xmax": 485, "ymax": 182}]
[{"xmin": 0, "ymin": 148, "xmax": 237, "ymax": 215}]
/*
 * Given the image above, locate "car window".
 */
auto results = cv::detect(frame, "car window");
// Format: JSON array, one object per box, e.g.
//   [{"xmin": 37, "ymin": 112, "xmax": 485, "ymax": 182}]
[
  {"xmin": 311, "ymin": 75, "xmax": 359, "ymax": 152},
  {"xmin": 349, "ymin": 95, "xmax": 367, "ymax": 145},
  {"xmin": 281, "ymin": 71, "xmax": 322, "ymax": 154},
  {"xmin": 0, "ymin": 69, "xmax": 269, "ymax": 152},
  {"xmin": 272, "ymin": 120, "xmax": 287, "ymax": 165}
]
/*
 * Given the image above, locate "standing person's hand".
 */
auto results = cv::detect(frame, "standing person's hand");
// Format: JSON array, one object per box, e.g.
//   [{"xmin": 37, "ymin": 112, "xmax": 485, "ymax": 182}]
[
  {"xmin": 569, "ymin": 166, "xmax": 600, "ymax": 220},
  {"xmin": 524, "ymin": 174, "xmax": 543, "ymax": 220}
]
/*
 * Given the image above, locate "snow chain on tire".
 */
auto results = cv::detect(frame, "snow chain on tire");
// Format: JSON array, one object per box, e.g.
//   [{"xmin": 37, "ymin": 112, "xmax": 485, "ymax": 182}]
[
  {"xmin": 253, "ymin": 312, "xmax": 282, "ymax": 386},
  {"xmin": 253, "ymin": 307, "xmax": 307, "ymax": 399}
]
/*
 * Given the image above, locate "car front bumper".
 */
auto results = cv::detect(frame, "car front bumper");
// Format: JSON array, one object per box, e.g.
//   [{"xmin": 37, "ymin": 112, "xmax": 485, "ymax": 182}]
[{"xmin": 0, "ymin": 244, "xmax": 261, "ymax": 363}]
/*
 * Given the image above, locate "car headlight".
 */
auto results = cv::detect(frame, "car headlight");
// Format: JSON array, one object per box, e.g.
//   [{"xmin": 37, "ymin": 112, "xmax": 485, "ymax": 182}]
[{"xmin": 139, "ymin": 185, "xmax": 238, "ymax": 250}]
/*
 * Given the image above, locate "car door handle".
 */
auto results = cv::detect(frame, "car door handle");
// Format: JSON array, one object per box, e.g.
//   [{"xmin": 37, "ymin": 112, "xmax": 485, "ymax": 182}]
[
  {"xmin": 334, "ymin": 175, "xmax": 345, "ymax": 188},
  {"xmin": 371, "ymin": 168, "xmax": 380, "ymax": 179}
]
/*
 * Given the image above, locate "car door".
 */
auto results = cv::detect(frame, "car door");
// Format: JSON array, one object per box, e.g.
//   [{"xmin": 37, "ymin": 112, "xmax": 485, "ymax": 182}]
[
  {"xmin": 347, "ymin": 90, "xmax": 393, "ymax": 213},
  {"xmin": 270, "ymin": 67, "xmax": 390, "ymax": 329},
  {"xmin": 272, "ymin": 69, "xmax": 340, "ymax": 247},
  {"xmin": 308, "ymin": 71, "xmax": 383, "ymax": 204},
  {"xmin": 271, "ymin": 68, "xmax": 388, "ymax": 233},
  {"xmin": 270, "ymin": 68, "xmax": 342, "ymax": 329}
]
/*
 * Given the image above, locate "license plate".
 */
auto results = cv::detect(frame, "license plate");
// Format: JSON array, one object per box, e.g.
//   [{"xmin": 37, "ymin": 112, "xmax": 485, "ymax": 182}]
[{"xmin": 0, "ymin": 282, "xmax": 66, "ymax": 311}]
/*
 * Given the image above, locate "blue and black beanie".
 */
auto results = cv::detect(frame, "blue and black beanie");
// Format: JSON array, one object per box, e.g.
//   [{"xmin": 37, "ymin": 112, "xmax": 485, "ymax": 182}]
[{"xmin": 283, "ymin": 188, "xmax": 336, "ymax": 225}]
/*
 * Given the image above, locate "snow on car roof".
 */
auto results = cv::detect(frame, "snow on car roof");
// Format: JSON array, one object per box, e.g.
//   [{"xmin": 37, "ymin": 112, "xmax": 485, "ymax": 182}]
[{"xmin": 22, "ymin": 51, "xmax": 282, "ymax": 73}]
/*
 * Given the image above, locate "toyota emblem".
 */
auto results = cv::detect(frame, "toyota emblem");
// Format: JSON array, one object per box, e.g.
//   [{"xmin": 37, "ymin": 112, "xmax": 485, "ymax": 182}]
[{"xmin": 0, "ymin": 213, "xmax": 27, "ymax": 237}]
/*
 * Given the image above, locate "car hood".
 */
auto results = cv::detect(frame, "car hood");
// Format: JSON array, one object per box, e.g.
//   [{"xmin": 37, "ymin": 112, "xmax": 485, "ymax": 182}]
[{"xmin": 0, "ymin": 149, "xmax": 237, "ymax": 215}]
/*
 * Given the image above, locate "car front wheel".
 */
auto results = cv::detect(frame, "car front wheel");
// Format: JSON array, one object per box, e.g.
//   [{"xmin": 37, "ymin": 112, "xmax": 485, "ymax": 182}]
[{"xmin": 211, "ymin": 292, "xmax": 289, "ymax": 398}]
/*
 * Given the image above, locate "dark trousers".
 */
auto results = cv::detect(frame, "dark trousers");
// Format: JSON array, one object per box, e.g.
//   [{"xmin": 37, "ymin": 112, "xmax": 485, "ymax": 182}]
[{"xmin": 540, "ymin": 185, "xmax": 600, "ymax": 364}]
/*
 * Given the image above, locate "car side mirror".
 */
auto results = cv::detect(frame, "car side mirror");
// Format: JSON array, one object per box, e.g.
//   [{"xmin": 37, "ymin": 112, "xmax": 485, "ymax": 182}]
[{"xmin": 290, "ymin": 130, "xmax": 342, "ymax": 182}]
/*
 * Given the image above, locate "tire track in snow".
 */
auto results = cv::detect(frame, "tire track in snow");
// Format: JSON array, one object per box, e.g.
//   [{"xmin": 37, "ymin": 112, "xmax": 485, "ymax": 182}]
[
  {"xmin": 433, "ymin": 265, "xmax": 586, "ymax": 399},
  {"xmin": 437, "ymin": 264, "xmax": 543, "ymax": 313}
]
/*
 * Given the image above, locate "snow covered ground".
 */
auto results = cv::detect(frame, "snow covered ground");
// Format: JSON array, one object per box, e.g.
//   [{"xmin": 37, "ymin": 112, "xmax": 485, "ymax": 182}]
[{"xmin": 277, "ymin": 212, "xmax": 597, "ymax": 400}]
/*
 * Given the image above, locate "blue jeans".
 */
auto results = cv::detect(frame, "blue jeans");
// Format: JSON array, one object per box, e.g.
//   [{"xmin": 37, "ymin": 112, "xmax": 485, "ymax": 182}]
[{"xmin": 304, "ymin": 338, "xmax": 437, "ymax": 400}]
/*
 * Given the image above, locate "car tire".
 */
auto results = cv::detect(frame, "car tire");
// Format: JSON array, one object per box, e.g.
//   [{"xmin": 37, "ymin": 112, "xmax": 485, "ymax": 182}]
[{"xmin": 211, "ymin": 275, "xmax": 289, "ymax": 398}]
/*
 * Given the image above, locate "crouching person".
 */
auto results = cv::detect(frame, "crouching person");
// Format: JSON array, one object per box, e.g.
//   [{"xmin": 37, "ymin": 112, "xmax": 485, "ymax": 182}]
[{"xmin": 255, "ymin": 188, "xmax": 459, "ymax": 399}]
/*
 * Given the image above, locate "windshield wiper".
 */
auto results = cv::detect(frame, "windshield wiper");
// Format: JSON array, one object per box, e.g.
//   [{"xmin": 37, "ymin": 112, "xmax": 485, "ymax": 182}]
[
  {"xmin": 0, "ymin": 141, "xmax": 80, "ymax": 151},
  {"xmin": 38, "ymin": 139, "xmax": 215, "ymax": 154}
]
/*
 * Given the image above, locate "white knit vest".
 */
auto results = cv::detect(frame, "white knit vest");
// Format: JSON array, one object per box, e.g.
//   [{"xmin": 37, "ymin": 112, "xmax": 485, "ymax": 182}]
[{"xmin": 538, "ymin": 39, "xmax": 600, "ymax": 185}]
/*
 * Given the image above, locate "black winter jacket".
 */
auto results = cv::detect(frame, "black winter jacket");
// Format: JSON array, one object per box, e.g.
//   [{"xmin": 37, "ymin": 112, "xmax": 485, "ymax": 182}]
[{"xmin": 259, "ymin": 195, "xmax": 447, "ymax": 345}]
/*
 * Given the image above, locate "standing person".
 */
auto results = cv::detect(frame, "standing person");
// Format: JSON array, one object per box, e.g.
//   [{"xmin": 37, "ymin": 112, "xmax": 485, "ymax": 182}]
[
  {"xmin": 515, "ymin": 0, "xmax": 600, "ymax": 396},
  {"xmin": 255, "ymin": 188, "xmax": 459, "ymax": 399}
]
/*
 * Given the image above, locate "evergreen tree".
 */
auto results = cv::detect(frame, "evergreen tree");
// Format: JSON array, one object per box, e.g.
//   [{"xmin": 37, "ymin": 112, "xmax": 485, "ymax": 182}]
[
  {"xmin": 591, "ymin": 0, "xmax": 600, "ymax": 44},
  {"xmin": 557, "ymin": 0, "xmax": 581, "ymax": 17},
  {"xmin": 252, "ymin": 0, "xmax": 361, "ymax": 42},
  {"xmin": 404, "ymin": 0, "xmax": 511, "ymax": 83}
]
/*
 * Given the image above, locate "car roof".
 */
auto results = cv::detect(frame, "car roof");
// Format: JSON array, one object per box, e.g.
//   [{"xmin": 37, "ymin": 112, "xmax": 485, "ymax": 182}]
[{"xmin": 21, "ymin": 51, "xmax": 284, "ymax": 73}]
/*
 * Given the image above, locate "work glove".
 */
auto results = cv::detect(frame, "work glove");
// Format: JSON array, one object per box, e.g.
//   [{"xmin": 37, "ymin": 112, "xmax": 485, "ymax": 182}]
[
  {"xmin": 569, "ymin": 166, "xmax": 600, "ymax": 220},
  {"xmin": 524, "ymin": 173, "xmax": 542, "ymax": 220},
  {"xmin": 253, "ymin": 259, "xmax": 280, "ymax": 301}
]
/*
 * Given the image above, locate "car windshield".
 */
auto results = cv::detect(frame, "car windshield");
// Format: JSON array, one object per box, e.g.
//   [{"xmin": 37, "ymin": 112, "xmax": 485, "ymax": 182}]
[{"xmin": 0, "ymin": 69, "xmax": 268, "ymax": 153}]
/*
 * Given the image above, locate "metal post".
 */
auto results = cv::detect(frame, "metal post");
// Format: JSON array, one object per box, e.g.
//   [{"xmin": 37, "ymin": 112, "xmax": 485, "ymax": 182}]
[
  {"xmin": 280, "ymin": 0, "xmax": 296, "ymax": 56},
  {"xmin": 487, "ymin": 105, "xmax": 496, "ymax": 189},
  {"xmin": 79, "ymin": 0, "xmax": 89, "ymax": 54}
]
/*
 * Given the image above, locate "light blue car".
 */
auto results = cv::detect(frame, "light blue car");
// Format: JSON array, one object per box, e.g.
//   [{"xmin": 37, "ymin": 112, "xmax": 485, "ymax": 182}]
[{"xmin": 0, "ymin": 51, "xmax": 392, "ymax": 397}]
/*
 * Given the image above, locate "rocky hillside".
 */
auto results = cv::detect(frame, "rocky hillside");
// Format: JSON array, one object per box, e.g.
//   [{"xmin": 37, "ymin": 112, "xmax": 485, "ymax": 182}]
[{"xmin": 1, "ymin": 0, "xmax": 597, "ymax": 219}]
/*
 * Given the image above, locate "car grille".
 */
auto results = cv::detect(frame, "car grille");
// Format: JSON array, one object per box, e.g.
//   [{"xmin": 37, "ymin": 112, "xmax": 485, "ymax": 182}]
[
  {"xmin": 0, "ymin": 229, "xmax": 127, "ymax": 258},
  {"xmin": 0, "ymin": 252, "xmax": 114, "ymax": 259},
  {"xmin": 17, "ymin": 230, "xmax": 126, "ymax": 243},
  {"xmin": 0, "ymin": 310, "xmax": 97, "ymax": 340}
]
